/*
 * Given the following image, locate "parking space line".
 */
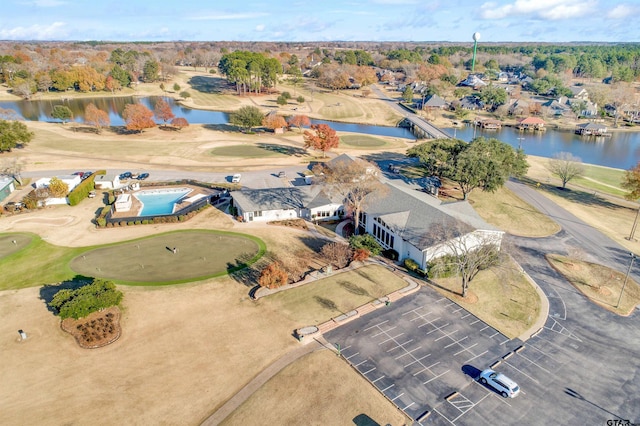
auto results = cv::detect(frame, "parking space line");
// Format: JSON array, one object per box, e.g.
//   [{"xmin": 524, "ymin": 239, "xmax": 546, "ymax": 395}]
[
  {"xmin": 372, "ymin": 375, "xmax": 386, "ymax": 384},
  {"xmin": 362, "ymin": 367, "xmax": 377, "ymax": 375},
  {"xmin": 479, "ymin": 325, "xmax": 489, "ymax": 332},
  {"xmin": 418, "ymin": 317, "xmax": 442, "ymax": 328},
  {"xmin": 381, "ymin": 383, "xmax": 395, "ymax": 392},
  {"xmin": 391, "ymin": 393, "xmax": 404, "ymax": 402},
  {"xmin": 386, "ymin": 339, "xmax": 414, "ymax": 352},
  {"xmin": 464, "ymin": 349, "xmax": 487, "ymax": 364},
  {"xmin": 364, "ymin": 320, "xmax": 389, "ymax": 331},
  {"xmin": 341, "ymin": 345, "xmax": 351, "ymax": 351},
  {"xmin": 516, "ymin": 351, "xmax": 552, "ymax": 374},
  {"xmin": 413, "ymin": 361, "xmax": 439, "ymax": 376},
  {"xmin": 402, "ymin": 401, "xmax": 414, "ymax": 410},
  {"xmin": 435, "ymin": 297, "xmax": 447, "ymax": 303},
  {"xmin": 423, "ymin": 369, "xmax": 450, "ymax": 384},
  {"xmin": 452, "ymin": 307, "xmax": 464, "ymax": 313},
  {"xmin": 461, "ymin": 313, "xmax": 471, "ymax": 319},
  {"xmin": 469, "ymin": 319, "xmax": 480, "ymax": 325},
  {"xmin": 451, "ymin": 393, "xmax": 491, "ymax": 423},
  {"xmin": 444, "ymin": 335, "xmax": 468, "ymax": 348},
  {"xmin": 488, "ymin": 331, "xmax": 499, "ymax": 338},
  {"xmin": 454, "ymin": 342, "xmax": 478, "ymax": 356},
  {"xmin": 378, "ymin": 333, "xmax": 404, "ymax": 345},
  {"xmin": 432, "ymin": 408, "xmax": 456, "ymax": 425},
  {"xmin": 402, "ymin": 307, "xmax": 429, "ymax": 316},
  {"xmin": 395, "ymin": 346, "xmax": 422, "ymax": 359},
  {"xmin": 499, "ymin": 338, "xmax": 510, "ymax": 346},
  {"xmin": 355, "ymin": 360, "xmax": 367, "ymax": 367},
  {"xmin": 404, "ymin": 353, "xmax": 430, "ymax": 368},
  {"xmin": 503, "ymin": 360, "xmax": 540, "ymax": 384},
  {"xmin": 345, "ymin": 352, "xmax": 359, "ymax": 360},
  {"xmin": 435, "ymin": 329, "xmax": 458, "ymax": 341},
  {"xmin": 371, "ymin": 327, "xmax": 397, "ymax": 338}
]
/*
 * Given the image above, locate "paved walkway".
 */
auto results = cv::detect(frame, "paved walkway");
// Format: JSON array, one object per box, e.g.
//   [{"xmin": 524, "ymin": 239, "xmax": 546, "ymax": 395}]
[{"xmin": 200, "ymin": 339, "xmax": 327, "ymax": 426}]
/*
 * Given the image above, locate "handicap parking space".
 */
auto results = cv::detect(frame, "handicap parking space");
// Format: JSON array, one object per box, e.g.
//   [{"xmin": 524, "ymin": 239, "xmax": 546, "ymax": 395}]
[{"xmin": 325, "ymin": 286, "xmax": 523, "ymax": 423}]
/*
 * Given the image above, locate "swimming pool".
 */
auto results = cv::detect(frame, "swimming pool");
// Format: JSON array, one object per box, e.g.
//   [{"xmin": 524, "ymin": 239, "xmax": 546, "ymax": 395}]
[{"xmin": 134, "ymin": 188, "xmax": 192, "ymax": 216}]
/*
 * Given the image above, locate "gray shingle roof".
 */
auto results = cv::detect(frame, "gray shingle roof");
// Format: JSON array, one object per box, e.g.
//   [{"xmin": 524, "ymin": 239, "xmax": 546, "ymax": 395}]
[{"xmin": 231, "ymin": 186, "xmax": 339, "ymax": 212}]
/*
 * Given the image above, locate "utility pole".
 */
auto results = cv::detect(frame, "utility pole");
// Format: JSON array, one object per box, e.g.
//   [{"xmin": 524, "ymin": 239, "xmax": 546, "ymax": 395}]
[{"xmin": 616, "ymin": 253, "xmax": 637, "ymax": 308}]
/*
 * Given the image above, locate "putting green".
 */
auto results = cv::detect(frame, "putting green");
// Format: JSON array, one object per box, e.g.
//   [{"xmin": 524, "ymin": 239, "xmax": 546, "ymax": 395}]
[
  {"xmin": 70, "ymin": 230, "xmax": 264, "ymax": 285},
  {"xmin": 0, "ymin": 233, "xmax": 33, "ymax": 259}
]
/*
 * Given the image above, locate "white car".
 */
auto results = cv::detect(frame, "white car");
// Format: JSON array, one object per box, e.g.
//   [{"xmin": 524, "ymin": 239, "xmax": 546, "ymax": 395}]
[
  {"xmin": 478, "ymin": 369, "xmax": 520, "ymax": 398},
  {"xmin": 231, "ymin": 174, "xmax": 241, "ymax": 183}
]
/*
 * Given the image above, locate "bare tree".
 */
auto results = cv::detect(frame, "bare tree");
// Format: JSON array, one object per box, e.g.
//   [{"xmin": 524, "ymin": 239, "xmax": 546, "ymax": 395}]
[
  {"xmin": 314, "ymin": 156, "xmax": 387, "ymax": 234},
  {"xmin": 548, "ymin": 152, "xmax": 585, "ymax": 189},
  {"xmin": 321, "ymin": 242, "xmax": 352, "ymax": 269},
  {"xmin": 426, "ymin": 219, "xmax": 503, "ymax": 298},
  {"xmin": 1, "ymin": 157, "xmax": 24, "ymax": 185}
]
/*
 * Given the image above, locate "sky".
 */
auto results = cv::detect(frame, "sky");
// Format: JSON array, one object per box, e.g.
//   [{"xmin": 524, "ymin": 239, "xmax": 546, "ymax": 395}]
[{"xmin": 0, "ymin": 0, "xmax": 639, "ymax": 43}]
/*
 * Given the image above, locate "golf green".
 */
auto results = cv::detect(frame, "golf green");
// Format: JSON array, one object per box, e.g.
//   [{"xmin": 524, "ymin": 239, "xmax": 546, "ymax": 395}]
[{"xmin": 70, "ymin": 230, "xmax": 264, "ymax": 285}]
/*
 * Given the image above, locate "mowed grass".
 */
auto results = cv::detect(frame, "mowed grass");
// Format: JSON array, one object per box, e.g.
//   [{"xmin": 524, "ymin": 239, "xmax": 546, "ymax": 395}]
[
  {"xmin": 210, "ymin": 143, "xmax": 294, "ymax": 158},
  {"xmin": 431, "ymin": 257, "xmax": 541, "ymax": 339},
  {"xmin": 0, "ymin": 233, "xmax": 33, "ymax": 258},
  {"xmin": 221, "ymin": 350, "xmax": 410, "ymax": 426},
  {"xmin": 0, "ymin": 230, "xmax": 264, "ymax": 289},
  {"xmin": 546, "ymin": 253, "xmax": 640, "ymax": 316},
  {"xmin": 260, "ymin": 264, "xmax": 408, "ymax": 325},
  {"xmin": 340, "ymin": 134, "xmax": 387, "ymax": 148},
  {"xmin": 71, "ymin": 230, "xmax": 264, "ymax": 285},
  {"xmin": 0, "ymin": 233, "xmax": 85, "ymax": 290},
  {"xmin": 468, "ymin": 186, "xmax": 561, "ymax": 237}
]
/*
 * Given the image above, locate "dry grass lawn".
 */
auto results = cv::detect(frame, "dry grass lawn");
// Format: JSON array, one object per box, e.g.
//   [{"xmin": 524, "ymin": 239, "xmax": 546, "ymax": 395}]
[
  {"xmin": 546, "ymin": 253, "xmax": 640, "ymax": 316},
  {"xmin": 430, "ymin": 256, "xmax": 541, "ymax": 339},
  {"xmin": 221, "ymin": 350, "xmax": 410, "ymax": 426}
]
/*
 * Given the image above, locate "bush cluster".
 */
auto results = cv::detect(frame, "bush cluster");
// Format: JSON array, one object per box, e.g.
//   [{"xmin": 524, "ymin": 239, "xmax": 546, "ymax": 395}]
[
  {"xmin": 48, "ymin": 279, "xmax": 123, "ymax": 320},
  {"xmin": 404, "ymin": 258, "xmax": 426, "ymax": 276},
  {"xmin": 349, "ymin": 234, "xmax": 383, "ymax": 256},
  {"xmin": 68, "ymin": 174, "xmax": 96, "ymax": 206}
]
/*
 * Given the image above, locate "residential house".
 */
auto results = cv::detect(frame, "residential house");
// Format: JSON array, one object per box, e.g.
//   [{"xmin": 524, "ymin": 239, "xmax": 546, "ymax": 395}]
[
  {"xmin": 420, "ymin": 94, "xmax": 448, "ymax": 110},
  {"xmin": 575, "ymin": 122, "xmax": 608, "ymax": 136},
  {"xmin": 231, "ymin": 186, "xmax": 343, "ymax": 223},
  {"xmin": 33, "ymin": 174, "xmax": 82, "ymax": 205},
  {"xmin": 458, "ymin": 74, "xmax": 487, "ymax": 89},
  {"xmin": 508, "ymin": 99, "xmax": 531, "ymax": 116},
  {"xmin": 541, "ymin": 98, "xmax": 571, "ymax": 116},
  {"xmin": 459, "ymin": 95, "xmax": 484, "ymax": 111},
  {"xmin": 569, "ymin": 86, "xmax": 589, "ymax": 101}
]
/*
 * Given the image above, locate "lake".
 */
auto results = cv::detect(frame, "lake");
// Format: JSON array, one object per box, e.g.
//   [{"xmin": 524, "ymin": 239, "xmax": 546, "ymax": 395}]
[{"xmin": 1, "ymin": 95, "xmax": 639, "ymax": 169}]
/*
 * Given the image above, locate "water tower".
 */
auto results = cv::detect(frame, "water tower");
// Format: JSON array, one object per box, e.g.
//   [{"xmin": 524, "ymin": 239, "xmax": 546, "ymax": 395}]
[{"xmin": 471, "ymin": 32, "xmax": 480, "ymax": 73}]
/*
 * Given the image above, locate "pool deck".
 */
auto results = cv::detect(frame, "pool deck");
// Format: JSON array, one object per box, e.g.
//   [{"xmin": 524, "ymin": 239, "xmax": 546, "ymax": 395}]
[{"xmin": 109, "ymin": 184, "xmax": 215, "ymax": 219}]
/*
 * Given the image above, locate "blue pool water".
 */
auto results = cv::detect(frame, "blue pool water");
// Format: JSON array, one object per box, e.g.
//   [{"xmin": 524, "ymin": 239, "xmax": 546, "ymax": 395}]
[{"xmin": 134, "ymin": 188, "xmax": 191, "ymax": 216}]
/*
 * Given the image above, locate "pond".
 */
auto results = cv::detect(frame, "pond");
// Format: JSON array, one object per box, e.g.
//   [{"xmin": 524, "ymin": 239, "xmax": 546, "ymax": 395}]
[{"xmin": 1, "ymin": 95, "xmax": 639, "ymax": 169}]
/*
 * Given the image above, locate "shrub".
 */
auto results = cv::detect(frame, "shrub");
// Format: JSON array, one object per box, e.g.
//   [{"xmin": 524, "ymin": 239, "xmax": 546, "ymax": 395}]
[
  {"xmin": 127, "ymin": 221, "xmax": 134, "ymax": 226},
  {"xmin": 142, "ymin": 220, "xmax": 150, "ymax": 225},
  {"xmin": 281, "ymin": 91, "xmax": 292, "ymax": 100},
  {"xmin": 258, "ymin": 262, "xmax": 288, "ymax": 289},
  {"xmin": 119, "ymin": 221, "xmax": 126, "ymax": 226},
  {"xmin": 349, "ymin": 234, "xmax": 383, "ymax": 256},
  {"xmin": 321, "ymin": 242, "xmax": 352, "ymax": 269},
  {"xmin": 135, "ymin": 221, "xmax": 141, "ymax": 225},
  {"xmin": 426, "ymin": 254, "xmax": 459, "ymax": 278},
  {"xmin": 352, "ymin": 248, "xmax": 370, "ymax": 262},
  {"xmin": 382, "ymin": 249, "xmax": 399, "ymax": 261},
  {"xmin": 108, "ymin": 194, "xmax": 115, "ymax": 204},
  {"xmin": 48, "ymin": 279, "xmax": 123, "ymax": 320},
  {"xmin": 97, "ymin": 217, "xmax": 106, "ymax": 227},
  {"xmin": 68, "ymin": 175, "xmax": 96, "ymax": 206},
  {"xmin": 297, "ymin": 96, "xmax": 305, "ymax": 104},
  {"xmin": 404, "ymin": 258, "xmax": 419, "ymax": 272}
]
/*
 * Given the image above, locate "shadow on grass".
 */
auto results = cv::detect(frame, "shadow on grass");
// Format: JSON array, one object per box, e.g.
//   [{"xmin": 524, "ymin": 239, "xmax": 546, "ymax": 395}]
[
  {"xmin": 517, "ymin": 177, "xmax": 628, "ymax": 211},
  {"xmin": 256, "ymin": 143, "xmax": 307, "ymax": 156},
  {"xmin": 188, "ymin": 75, "xmax": 234, "ymax": 94},
  {"xmin": 39, "ymin": 275, "xmax": 93, "ymax": 314},
  {"xmin": 203, "ymin": 123, "xmax": 238, "ymax": 132},
  {"xmin": 352, "ymin": 414, "xmax": 380, "ymax": 426}
]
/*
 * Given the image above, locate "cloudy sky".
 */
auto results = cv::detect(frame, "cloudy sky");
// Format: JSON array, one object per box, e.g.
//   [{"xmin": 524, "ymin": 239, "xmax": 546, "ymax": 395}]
[{"xmin": 0, "ymin": 0, "xmax": 638, "ymax": 43}]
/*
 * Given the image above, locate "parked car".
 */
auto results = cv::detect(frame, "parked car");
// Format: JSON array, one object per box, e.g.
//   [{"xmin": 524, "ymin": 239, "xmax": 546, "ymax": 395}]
[
  {"xmin": 478, "ymin": 369, "xmax": 520, "ymax": 398},
  {"xmin": 232, "ymin": 174, "xmax": 241, "ymax": 183},
  {"xmin": 88, "ymin": 190, "xmax": 96, "ymax": 198},
  {"xmin": 119, "ymin": 171, "xmax": 132, "ymax": 180},
  {"xmin": 137, "ymin": 173, "xmax": 149, "ymax": 180},
  {"xmin": 130, "ymin": 173, "xmax": 139, "ymax": 179},
  {"xmin": 73, "ymin": 171, "xmax": 85, "ymax": 178},
  {"xmin": 278, "ymin": 171, "xmax": 286, "ymax": 178},
  {"xmin": 82, "ymin": 171, "xmax": 93, "ymax": 180}
]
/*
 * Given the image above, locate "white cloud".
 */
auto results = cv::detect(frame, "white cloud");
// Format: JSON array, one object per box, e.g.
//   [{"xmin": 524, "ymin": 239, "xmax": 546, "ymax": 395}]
[
  {"xmin": 255, "ymin": 24, "xmax": 265, "ymax": 32},
  {"xmin": 0, "ymin": 22, "xmax": 67, "ymax": 40},
  {"xmin": 372, "ymin": 0, "xmax": 420, "ymax": 4},
  {"xmin": 480, "ymin": 0, "xmax": 596, "ymax": 20},
  {"xmin": 187, "ymin": 12, "xmax": 269, "ymax": 21},
  {"xmin": 607, "ymin": 4, "xmax": 636, "ymax": 19}
]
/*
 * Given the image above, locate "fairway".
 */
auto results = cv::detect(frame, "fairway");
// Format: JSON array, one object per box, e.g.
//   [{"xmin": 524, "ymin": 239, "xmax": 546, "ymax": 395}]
[
  {"xmin": 70, "ymin": 230, "xmax": 264, "ymax": 284},
  {"xmin": 340, "ymin": 134, "xmax": 386, "ymax": 147},
  {"xmin": 209, "ymin": 144, "xmax": 292, "ymax": 158}
]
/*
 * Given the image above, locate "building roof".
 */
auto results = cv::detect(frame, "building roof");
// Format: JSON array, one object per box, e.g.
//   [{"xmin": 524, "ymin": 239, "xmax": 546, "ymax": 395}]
[
  {"xmin": 423, "ymin": 94, "xmax": 447, "ymax": 108},
  {"xmin": 231, "ymin": 186, "xmax": 340, "ymax": 212},
  {"xmin": 576, "ymin": 122, "xmax": 607, "ymax": 130},
  {"xmin": 364, "ymin": 183, "xmax": 499, "ymax": 250},
  {"xmin": 518, "ymin": 117, "xmax": 545, "ymax": 125}
]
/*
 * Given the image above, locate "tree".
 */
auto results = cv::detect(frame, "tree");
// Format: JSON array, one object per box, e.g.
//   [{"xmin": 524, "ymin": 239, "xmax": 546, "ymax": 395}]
[
  {"xmin": 170, "ymin": 117, "xmax": 189, "ymax": 130},
  {"xmin": 179, "ymin": 91, "xmax": 191, "ymax": 100},
  {"xmin": 258, "ymin": 262, "xmax": 288, "ymax": 289},
  {"xmin": 51, "ymin": 105, "xmax": 73, "ymax": 124},
  {"xmin": 426, "ymin": 219, "xmax": 502, "ymax": 298},
  {"xmin": 296, "ymin": 96, "xmax": 305, "ymax": 104},
  {"xmin": 49, "ymin": 279, "xmax": 123, "ymax": 320},
  {"xmin": 276, "ymin": 95, "xmax": 288, "ymax": 106},
  {"xmin": 159, "ymin": 82, "xmax": 165, "ymax": 93},
  {"xmin": 84, "ymin": 103, "xmax": 110, "ymax": 133},
  {"xmin": 303, "ymin": 124, "xmax": 340, "ymax": 158},
  {"xmin": 122, "ymin": 103, "xmax": 155, "ymax": 133},
  {"xmin": 0, "ymin": 120, "xmax": 34, "ymax": 152},
  {"xmin": 479, "ymin": 84, "xmax": 508, "ymax": 109},
  {"xmin": 320, "ymin": 242, "xmax": 352, "ymax": 269},
  {"xmin": 143, "ymin": 60, "xmax": 160, "ymax": 82},
  {"xmin": 154, "ymin": 98, "xmax": 175, "ymax": 126},
  {"xmin": 263, "ymin": 113, "xmax": 287, "ymax": 131},
  {"xmin": 402, "ymin": 85, "xmax": 414, "ymax": 103},
  {"xmin": 287, "ymin": 114, "xmax": 310, "ymax": 132},
  {"xmin": 47, "ymin": 177, "xmax": 69, "ymax": 198},
  {"xmin": 315, "ymin": 157, "xmax": 387, "ymax": 234},
  {"xmin": 173, "ymin": 83, "xmax": 181, "ymax": 92},
  {"xmin": 229, "ymin": 105, "xmax": 264, "ymax": 132},
  {"xmin": 622, "ymin": 162, "xmax": 640, "ymax": 240},
  {"xmin": 407, "ymin": 138, "xmax": 467, "ymax": 176},
  {"xmin": 548, "ymin": 152, "xmax": 584, "ymax": 189}
]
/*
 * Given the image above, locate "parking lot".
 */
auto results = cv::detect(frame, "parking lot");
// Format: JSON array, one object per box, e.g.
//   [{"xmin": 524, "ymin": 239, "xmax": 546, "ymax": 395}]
[{"xmin": 325, "ymin": 286, "xmax": 523, "ymax": 423}]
